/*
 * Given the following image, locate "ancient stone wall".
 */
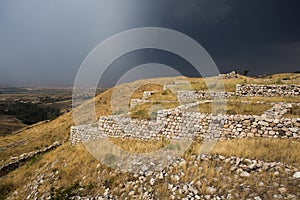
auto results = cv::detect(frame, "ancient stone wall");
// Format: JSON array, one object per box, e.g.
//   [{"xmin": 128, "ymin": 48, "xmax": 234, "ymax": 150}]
[
  {"xmin": 177, "ymin": 91, "xmax": 235, "ymax": 102},
  {"xmin": 70, "ymin": 103, "xmax": 300, "ymax": 144},
  {"xmin": 141, "ymin": 82, "xmax": 299, "ymax": 104},
  {"xmin": 236, "ymin": 84, "xmax": 300, "ymax": 96},
  {"xmin": 70, "ymin": 125, "xmax": 101, "ymax": 145},
  {"xmin": 71, "ymin": 81, "xmax": 300, "ymax": 145},
  {"xmin": 130, "ymin": 99, "xmax": 150, "ymax": 109},
  {"xmin": 0, "ymin": 141, "xmax": 61, "ymax": 177}
]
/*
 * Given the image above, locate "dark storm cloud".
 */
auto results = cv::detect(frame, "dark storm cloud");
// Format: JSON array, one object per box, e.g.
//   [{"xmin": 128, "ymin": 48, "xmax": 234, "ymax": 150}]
[
  {"xmin": 157, "ymin": 0, "xmax": 233, "ymax": 24},
  {"xmin": 0, "ymin": 0, "xmax": 299, "ymax": 86},
  {"xmin": 152, "ymin": 0, "xmax": 300, "ymax": 75}
]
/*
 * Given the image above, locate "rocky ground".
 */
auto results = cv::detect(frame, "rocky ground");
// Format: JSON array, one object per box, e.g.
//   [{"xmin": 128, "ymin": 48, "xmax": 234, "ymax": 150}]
[{"xmin": 8, "ymin": 153, "xmax": 300, "ymax": 200}]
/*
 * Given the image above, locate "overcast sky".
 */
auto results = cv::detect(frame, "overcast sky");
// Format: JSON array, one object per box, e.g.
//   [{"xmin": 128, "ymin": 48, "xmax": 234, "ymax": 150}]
[{"xmin": 0, "ymin": 0, "xmax": 299, "ymax": 87}]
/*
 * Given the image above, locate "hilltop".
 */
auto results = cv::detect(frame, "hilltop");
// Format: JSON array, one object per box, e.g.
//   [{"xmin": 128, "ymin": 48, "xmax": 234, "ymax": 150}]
[{"xmin": 0, "ymin": 73, "xmax": 300, "ymax": 199}]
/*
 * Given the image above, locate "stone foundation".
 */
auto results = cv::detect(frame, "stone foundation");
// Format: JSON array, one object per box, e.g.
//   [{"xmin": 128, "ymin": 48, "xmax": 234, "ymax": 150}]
[
  {"xmin": 177, "ymin": 91, "xmax": 235, "ymax": 102},
  {"xmin": 71, "ymin": 82, "xmax": 300, "ymax": 145},
  {"xmin": 236, "ymin": 84, "xmax": 300, "ymax": 96},
  {"xmin": 70, "ymin": 102, "xmax": 300, "ymax": 144}
]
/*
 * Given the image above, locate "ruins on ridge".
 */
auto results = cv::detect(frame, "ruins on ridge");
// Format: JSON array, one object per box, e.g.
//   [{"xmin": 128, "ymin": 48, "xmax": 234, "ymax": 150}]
[{"xmin": 71, "ymin": 73, "xmax": 300, "ymax": 144}]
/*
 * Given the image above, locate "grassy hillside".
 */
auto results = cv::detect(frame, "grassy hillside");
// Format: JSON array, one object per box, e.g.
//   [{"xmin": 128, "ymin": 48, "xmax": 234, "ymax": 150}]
[
  {"xmin": 1, "ymin": 138, "xmax": 299, "ymax": 199},
  {"xmin": 0, "ymin": 73, "xmax": 299, "ymax": 199},
  {"xmin": 0, "ymin": 115, "xmax": 26, "ymax": 136}
]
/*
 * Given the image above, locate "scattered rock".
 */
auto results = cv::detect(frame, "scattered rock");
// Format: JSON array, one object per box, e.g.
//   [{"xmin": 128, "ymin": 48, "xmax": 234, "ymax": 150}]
[
  {"xmin": 206, "ymin": 186, "xmax": 217, "ymax": 194},
  {"xmin": 278, "ymin": 187, "xmax": 287, "ymax": 194},
  {"xmin": 240, "ymin": 171, "xmax": 250, "ymax": 177},
  {"xmin": 150, "ymin": 178, "xmax": 155, "ymax": 186},
  {"xmin": 128, "ymin": 190, "xmax": 135, "ymax": 196},
  {"xmin": 292, "ymin": 171, "xmax": 300, "ymax": 179}
]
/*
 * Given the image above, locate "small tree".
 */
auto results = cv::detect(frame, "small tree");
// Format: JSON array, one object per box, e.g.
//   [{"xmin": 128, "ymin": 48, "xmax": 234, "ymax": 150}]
[{"xmin": 243, "ymin": 70, "xmax": 249, "ymax": 76}]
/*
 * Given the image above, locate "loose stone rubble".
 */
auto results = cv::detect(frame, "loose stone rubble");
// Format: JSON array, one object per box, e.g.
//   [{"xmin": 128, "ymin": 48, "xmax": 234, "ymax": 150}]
[
  {"xmin": 219, "ymin": 71, "xmax": 238, "ymax": 79},
  {"xmin": 262, "ymin": 102, "xmax": 293, "ymax": 118},
  {"xmin": 11, "ymin": 153, "xmax": 299, "ymax": 200}
]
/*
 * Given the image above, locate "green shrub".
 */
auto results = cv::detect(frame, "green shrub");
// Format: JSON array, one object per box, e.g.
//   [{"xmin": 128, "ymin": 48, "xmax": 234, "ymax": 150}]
[
  {"xmin": 0, "ymin": 102, "xmax": 60, "ymax": 125},
  {"xmin": 50, "ymin": 182, "xmax": 80, "ymax": 200},
  {"xmin": 103, "ymin": 177, "xmax": 114, "ymax": 188},
  {"xmin": 162, "ymin": 90, "xmax": 168, "ymax": 95},
  {"xmin": 275, "ymin": 79, "xmax": 283, "ymax": 84},
  {"xmin": 284, "ymin": 106, "xmax": 300, "ymax": 118},
  {"xmin": 131, "ymin": 109, "xmax": 149, "ymax": 119},
  {"xmin": 28, "ymin": 155, "xmax": 42, "ymax": 166},
  {"xmin": 0, "ymin": 182, "xmax": 14, "ymax": 200},
  {"xmin": 113, "ymin": 109, "xmax": 124, "ymax": 115},
  {"xmin": 166, "ymin": 142, "xmax": 181, "ymax": 150},
  {"xmin": 104, "ymin": 153, "xmax": 117, "ymax": 166}
]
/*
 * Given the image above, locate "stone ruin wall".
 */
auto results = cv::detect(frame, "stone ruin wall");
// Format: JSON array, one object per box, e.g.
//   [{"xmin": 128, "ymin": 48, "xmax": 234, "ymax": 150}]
[
  {"xmin": 70, "ymin": 103, "xmax": 300, "ymax": 145},
  {"xmin": 131, "ymin": 90, "xmax": 235, "ymax": 109},
  {"xmin": 71, "ymin": 82, "xmax": 300, "ymax": 145},
  {"xmin": 135, "ymin": 82, "xmax": 300, "ymax": 104},
  {"xmin": 177, "ymin": 84, "xmax": 300, "ymax": 102},
  {"xmin": 0, "ymin": 141, "xmax": 61, "ymax": 177},
  {"xmin": 130, "ymin": 91, "xmax": 173, "ymax": 109},
  {"xmin": 236, "ymin": 84, "xmax": 300, "ymax": 97},
  {"xmin": 177, "ymin": 91, "xmax": 235, "ymax": 102}
]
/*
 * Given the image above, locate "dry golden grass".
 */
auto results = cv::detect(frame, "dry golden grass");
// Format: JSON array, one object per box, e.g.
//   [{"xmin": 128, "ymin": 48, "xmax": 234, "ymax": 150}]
[
  {"xmin": 0, "ymin": 113, "xmax": 72, "ymax": 165},
  {"xmin": 179, "ymin": 137, "xmax": 294, "ymax": 167},
  {"xmin": 109, "ymin": 138, "xmax": 170, "ymax": 153},
  {"xmin": 1, "ymin": 143, "xmax": 104, "ymax": 199},
  {"xmin": 0, "ymin": 115, "xmax": 27, "ymax": 136},
  {"xmin": 263, "ymin": 73, "xmax": 300, "ymax": 84},
  {"xmin": 130, "ymin": 83, "xmax": 163, "ymax": 99},
  {"xmin": 210, "ymin": 138, "xmax": 300, "ymax": 166},
  {"xmin": 1, "ymin": 137, "xmax": 299, "ymax": 199},
  {"xmin": 238, "ymin": 73, "xmax": 300, "ymax": 85},
  {"xmin": 130, "ymin": 101, "xmax": 179, "ymax": 119},
  {"xmin": 188, "ymin": 78, "xmax": 208, "ymax": 91},
  {"xmin": 103, "ymin": 137, "xmax": 300, "ymax": 167},
  {"xmin": 198, "ymin": 101, "xmax": 272, "ymax": 115},
  {"xmin": 283, "ymin": 105, "xmax": 300, "ymax": 118},
  {"xmin": 148, "ymin": 89, "xmax": 178, "ymax": 101},
  {"xmin": 189, "ymin": 73, "xmax": 300, "ymax": 92}
]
